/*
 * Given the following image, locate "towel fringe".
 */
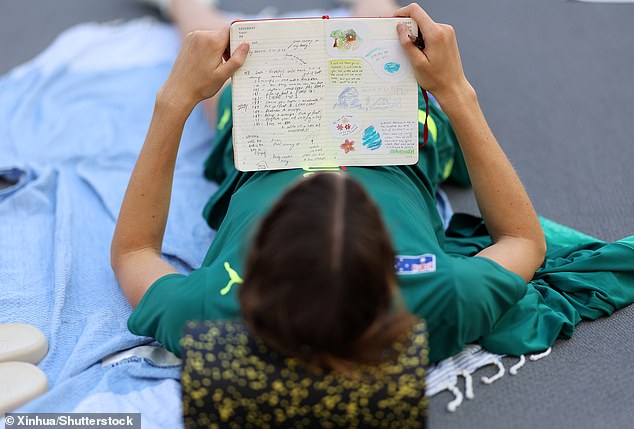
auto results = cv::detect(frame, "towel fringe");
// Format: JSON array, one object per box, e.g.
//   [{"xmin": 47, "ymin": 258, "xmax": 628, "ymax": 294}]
[
  {"xmin": 462, "ymin": 370, "xmax": 474, "ymax": 400},
  {"xmin": 481, "ymin": 360, "xmax": 505, "ymax": 384},
  {"xmin": 529, "ymin": 347, "xmax": 552, "ymax": 361},
  {"xmin": 446, "ymin": 383, "xmax": 464, "ymax": 412},
  {"xmin": 509, "ymin": 355, "xmax": 526, "ymax": 375},
  {"xmin": 437, "ymin": 347, "xmax": 554, "ymax": 413}
]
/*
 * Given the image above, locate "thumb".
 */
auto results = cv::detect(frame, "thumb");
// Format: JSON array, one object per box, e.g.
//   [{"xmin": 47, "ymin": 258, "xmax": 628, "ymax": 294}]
[
  {"xmin": 397, "ymin": 23, "xmax": 426, "ymax": 66},
  {"xmin": 221, "ymin": 43, "xmax": 250, "ymax": 77}
]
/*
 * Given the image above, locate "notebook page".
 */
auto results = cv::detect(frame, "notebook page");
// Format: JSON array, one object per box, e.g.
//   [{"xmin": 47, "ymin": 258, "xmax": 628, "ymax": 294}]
[
  {"xmin": 324, "ymin": 17, "xmax": 419, "ymax": 166},
  {"xmin": 230, "ymin": 19, "xmax": 330, "ymax": 171},
  {"xmin": 230, "ymin": 18, "xmax": 419, "ymax": 171}
]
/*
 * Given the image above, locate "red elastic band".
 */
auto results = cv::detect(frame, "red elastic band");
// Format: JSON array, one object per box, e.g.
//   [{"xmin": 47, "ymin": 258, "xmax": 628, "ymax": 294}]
[{"xmin": 420, "ymin": 89, "xmax": 429, "ymax": 149}]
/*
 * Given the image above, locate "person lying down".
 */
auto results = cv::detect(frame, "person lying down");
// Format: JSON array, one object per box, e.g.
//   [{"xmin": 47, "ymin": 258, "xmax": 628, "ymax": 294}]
[{"xmin": 111, "ymin": 1, "xmax": 634, "ymax": 427}]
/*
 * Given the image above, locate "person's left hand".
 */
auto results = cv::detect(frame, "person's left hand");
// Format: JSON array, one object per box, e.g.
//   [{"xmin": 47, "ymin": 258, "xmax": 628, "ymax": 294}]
[{"xmin": 159, "ymin": 26, "xmax": 249, "ymax": 112}]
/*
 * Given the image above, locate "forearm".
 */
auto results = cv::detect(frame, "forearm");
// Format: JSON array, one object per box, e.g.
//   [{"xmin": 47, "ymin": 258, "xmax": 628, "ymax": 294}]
[
  {"xmin": 111, "ymin": 92, "xmax": 192, "ymax": 263},
  {"xmin": 395, "ymin": 4, "xmax": 545, "ymax": 280},
  {"xmin": 439, "ymin": 84, "xmax": 545, "ymax": 250},
  {"xmin": 109, "ymin": 29, "xmax": 248, "ymax": 308}
]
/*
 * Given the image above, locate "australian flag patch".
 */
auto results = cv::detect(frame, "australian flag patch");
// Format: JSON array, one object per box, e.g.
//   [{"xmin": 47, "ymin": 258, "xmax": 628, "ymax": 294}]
[{"xmin": 394, "ymin": 254, "xmax": 436, "ymax": 275}]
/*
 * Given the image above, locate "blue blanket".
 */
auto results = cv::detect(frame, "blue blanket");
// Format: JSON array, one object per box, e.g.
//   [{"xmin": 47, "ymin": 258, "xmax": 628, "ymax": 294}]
[{"xmin": 0, "ymin": 20, "xmax": 216, "ymax": 427}]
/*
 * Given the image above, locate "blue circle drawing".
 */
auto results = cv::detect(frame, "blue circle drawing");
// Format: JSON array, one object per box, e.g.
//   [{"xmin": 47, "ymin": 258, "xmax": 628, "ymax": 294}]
[{"xmin": 384, "ymin": 62, "xmax": 401, "ymax": 73}]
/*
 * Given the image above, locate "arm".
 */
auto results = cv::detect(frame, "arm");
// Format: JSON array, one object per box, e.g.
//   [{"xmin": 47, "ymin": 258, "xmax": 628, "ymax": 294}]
[
  {"xmin": 111, "ymin": 28, "xmax": 249, "ymax": 308},
  {"xmin": 396, "ymin": 4, "xmax": 546, "ymax": 282}
]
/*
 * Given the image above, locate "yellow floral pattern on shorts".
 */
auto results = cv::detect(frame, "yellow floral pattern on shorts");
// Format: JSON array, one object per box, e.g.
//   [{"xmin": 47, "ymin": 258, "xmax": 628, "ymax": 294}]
[{"xmin": 181, "ymin": 320, "xmax": 428, "ymax": 429}]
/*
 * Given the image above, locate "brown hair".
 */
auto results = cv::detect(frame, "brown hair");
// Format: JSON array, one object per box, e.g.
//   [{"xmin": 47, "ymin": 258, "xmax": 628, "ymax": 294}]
[{"xmin": 239, "ymin": 173, "xmax": 416, "ymax": 372}]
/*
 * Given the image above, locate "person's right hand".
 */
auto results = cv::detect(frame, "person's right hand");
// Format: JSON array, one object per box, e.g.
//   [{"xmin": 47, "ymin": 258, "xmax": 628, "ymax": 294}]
[
  {"xmin": 395, "ymin": 3, "xmax": 474, "ymax": 106},
  {"xmin": 159, "ymin": 26, "xmax": 249, "ymax": 113}
]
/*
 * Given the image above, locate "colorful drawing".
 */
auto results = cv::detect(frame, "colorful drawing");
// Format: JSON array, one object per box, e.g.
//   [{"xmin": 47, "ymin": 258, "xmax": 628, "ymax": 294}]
[
  {"xmin": 362, "ymin": 126, "xmax": 382, "ymax": 150},
  {"xmin": 333, "ymin": 87, "xmax": 362, "ymax": 110},
  {"xmin": 384, "ymin": 62, "xmax": 401, "ymax": 73},
  {"xmin": 363, "ymin": 41, "xmax": 412, "ymax": 81},
  {"xmin": 340, "ymin": 139, "xmax": 355, "ymax": 154},
  {"xmin": 365, "ymin": 47, "xmax": 380, "ymax": 56},
  {"xmin": 326, "ymin": 21, "xmax": 370, "ymax": 58},
  {"xmin": 330, "ymin": 29, "xmax": 362, "ymax": 51},
  {"xmin": 331, "ymin": 114, "xmax": 360, "ymax": 137}
]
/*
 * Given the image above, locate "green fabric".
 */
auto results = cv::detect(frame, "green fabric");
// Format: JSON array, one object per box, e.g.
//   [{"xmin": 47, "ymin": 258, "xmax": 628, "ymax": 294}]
[
  {"xmin": 128, "ymin": 86, "xmax": 634, "ymax": 363},
  {"xmin": 442, "ymin": 213, "xmax": 634, "ymax": 355}
]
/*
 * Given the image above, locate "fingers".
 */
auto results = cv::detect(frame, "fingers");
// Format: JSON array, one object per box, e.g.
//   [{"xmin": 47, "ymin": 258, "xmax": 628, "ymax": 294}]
[
  {"xmin": 395, "ymin": 3, "xmax": 436, "ymax": 32},
  {"xmin": 217, "ymin": 24, "xmax": 231, "ymax": 46},
  {"xmin": 397, "ymin": 23, "xmax": 428, "ymax": 68},
  {"xmin": 219, "ymin": 24, "xmax": 232, "ymax": 61},
  {"xmin": 437, "ymin": 23, "xmax": 457, "ymax": 41},
  {"xmin": 220, "ymin": 43, "xmax": 250, "ymax": 77}
]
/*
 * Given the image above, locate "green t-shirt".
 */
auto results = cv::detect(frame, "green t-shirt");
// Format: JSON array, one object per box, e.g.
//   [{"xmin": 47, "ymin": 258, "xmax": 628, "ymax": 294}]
[{"xmin": 128, "ymin": 88, "xmax": 527, "ymax": 363}]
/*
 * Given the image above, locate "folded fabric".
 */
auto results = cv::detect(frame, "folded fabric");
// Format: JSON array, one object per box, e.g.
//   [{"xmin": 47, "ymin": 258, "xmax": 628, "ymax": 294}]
[{"xmin": 443, "ymin": 214, "xmax": 634, "ymax": 355}]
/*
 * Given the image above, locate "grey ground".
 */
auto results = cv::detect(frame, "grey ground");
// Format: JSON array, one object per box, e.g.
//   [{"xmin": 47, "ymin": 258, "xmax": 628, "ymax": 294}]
[{"xmin": 1, "ymin": 0, "xmax": 633, "ymax": 427}]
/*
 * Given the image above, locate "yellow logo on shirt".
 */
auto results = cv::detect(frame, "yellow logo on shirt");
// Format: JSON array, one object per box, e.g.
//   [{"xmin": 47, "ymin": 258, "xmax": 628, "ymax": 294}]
[
  {"xmin": 218, "ymin": 108, "xmax": 231, "ymax": 131},
  {"xmin": 418, "ymin": 109, "xmax": 438, "ymax": 142},
  {"xmin": 220, "ymin": 262, "xmax": 243, "ymax": 295}
]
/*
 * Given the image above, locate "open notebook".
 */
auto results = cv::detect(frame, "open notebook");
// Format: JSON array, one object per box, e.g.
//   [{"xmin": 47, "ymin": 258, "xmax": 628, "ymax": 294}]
[{"xmin": 229, "ymin": 17, "xmax": 419, "ymax": 171}]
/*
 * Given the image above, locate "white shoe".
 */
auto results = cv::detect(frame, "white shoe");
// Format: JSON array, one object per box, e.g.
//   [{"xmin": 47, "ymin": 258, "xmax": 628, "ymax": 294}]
[
  {"xmin": 0, "ymin": 324, "xmax": 48, "ymax": 365},
  {"xmin": 0, "ymin": 362, "xmax": 48, "ymax": 413}
]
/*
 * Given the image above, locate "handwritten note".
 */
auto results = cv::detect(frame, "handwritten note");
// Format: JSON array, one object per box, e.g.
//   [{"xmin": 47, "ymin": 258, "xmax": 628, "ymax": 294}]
[
  {"xmin": 230, "ymin": 18, "xmax": 418, "ymax": 171},
  {"xmin": 328, "ymin": 60, "xmax": 363, "ymax": 85}
]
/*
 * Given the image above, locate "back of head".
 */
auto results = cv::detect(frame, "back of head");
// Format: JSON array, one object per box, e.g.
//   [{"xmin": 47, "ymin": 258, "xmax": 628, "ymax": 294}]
[{"xmin": 240, "ymin": 173, "xmax": 414, "ymax": 370}]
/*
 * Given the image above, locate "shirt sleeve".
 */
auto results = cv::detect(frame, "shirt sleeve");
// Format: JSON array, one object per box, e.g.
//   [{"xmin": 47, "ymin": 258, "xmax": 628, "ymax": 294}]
[
  {"xmin": 406, "ymin": 255, "xmax": 527, "ymax": 363},
  {"xmin": 127, "ymin": 270, "xmax": 214, "ymax": 357},
  {"xmin": 452, "ymin": 256, "xmax": 527, "ymax": 338}
]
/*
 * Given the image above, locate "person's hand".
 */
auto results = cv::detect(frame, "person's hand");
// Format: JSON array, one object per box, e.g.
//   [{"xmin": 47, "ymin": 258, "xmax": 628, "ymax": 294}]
[
  {"xmin": 395, "ymin": 3, "xmax": 474, "ymax": 107},
  {"xmin": 159, "ymin": 26, "xmax": 249, "ymax": 112}
]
